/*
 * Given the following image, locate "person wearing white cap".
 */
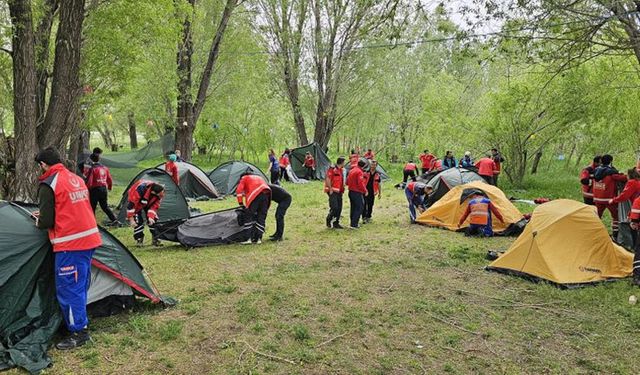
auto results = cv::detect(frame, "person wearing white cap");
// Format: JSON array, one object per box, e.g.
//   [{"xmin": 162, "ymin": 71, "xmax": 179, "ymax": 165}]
[{"xmin": 459, "ymin": 151, "xmax": 474, "ymax": 168}]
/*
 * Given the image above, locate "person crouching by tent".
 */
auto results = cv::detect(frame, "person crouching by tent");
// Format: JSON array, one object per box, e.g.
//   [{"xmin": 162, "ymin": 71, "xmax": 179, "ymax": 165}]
[
  {"xmin": 459, "ymin": 152, "xmax": 474, "ymax": 168},
  {"xmin": 580, "ymin": 155, "xmax": 602, "ymax": 205},
  {"xmin": 35, "ymin": 147, "xmax": 102, "ymax": 350},
  {"xmin": 403, "ymin": 160, "xmax": 418, "ymax": 183},
  {"xmin": 475, "ymin": 154, "xmax": 497, "ymax": 185},
  {"xmin": 268, "ymin": 149, "xmax": 280, "ymax": 185},
  {"xmin": 363, "ymin": 160, "xmax": 382, "ymax": 224},
  {"xmin": 405, "ymin": 180, "xmax": 430, "ymax": 223},
  {"xmin": 268, "ymin": 184, "xmax": 291, "ymax": 241},
  {"xmin": 304, "ymin": 152, "xmax": 316, "ymax": 180},
  {"xmin": 593, "ymin": 154, "xmax": 627, "ymax": 239},
  {"xmin": 237, "ymin": 172, "xmax": 272, "ymax": 244},
  {"xmin": 84, "ymin": 153, "xmax": 119, "ymax": 225},
  {"xmin": 325, "ymin": 157, "xmax": 346, "ymax": 229},
  {"xmin": 126, "ymin": 181, "xmax": 165, "ymax": 247},
  {"xmin": 164, "ymin": 151, "xmax": 180, "ymax": 186},
  {"xmin": 279, "ymin": 149, "xmax": 291, "ymax": 182},
  {"xmin": 347, "ymin": 159, "xmax": 368, "ymax": 229},
  {"xmin": 457, "ymin": 192, "xmax": 505, "ymax": 237}
]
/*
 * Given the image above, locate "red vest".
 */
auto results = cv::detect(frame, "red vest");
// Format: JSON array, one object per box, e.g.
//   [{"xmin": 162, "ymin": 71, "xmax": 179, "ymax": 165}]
[
  {"xmin": 593, "ymin": 170, "xmax": 627, "ymax": 203},
  {"xmin": 612, "ymin": 179, "xmax": 640, "ymax": 204},
  {"xmin": 579, "ymin": 164, "xmax": 596, "ymax": 198},
  {"xmin": 430, "ymin": 159, "xmax": 443, "ymax": 171},
  {"xmin": 279, "ymin": 155, "xmax": 290, "ymax": 168},
  {"xmin": 126, "ymin": 180, "xmax": 164, "ymax": 220},
  {"xmin": 304, "ymin": 156, "xmax": 315, "ymax": 168},
  {"xmin": 475, "ymin": 158, "xmax": 496, "ymax": 177},
  {"xmin": 630, "ymin": 196, "xmax": 640, "ymax": 222},
  {"xmin": 364, "ymin": 151, "xmax": 374, "ymax": 159},
  {"xmin": 237, "ymin": 175, "xmax": 271, "ymax": 207},
  {"xmin": 403, "ymin": 163, "xmax": 417, "ymax": 171},
  {"xmin": 419, "ymin": 153, "xmax": 434, "ymax": 169},
  {"xmin": 324, "ymin": 166, "xmax": 344, "ymax": 193},
  {"xmin": 165, "ymin": 161, "xmax": 180, "ymax": 185},
  {"xmin": 86, "ymin": 164, "xmax": 112, "ymax": 190},
  {"xmin": 39, "ymin": 164, "xmax": 102, "ymax": 252}
]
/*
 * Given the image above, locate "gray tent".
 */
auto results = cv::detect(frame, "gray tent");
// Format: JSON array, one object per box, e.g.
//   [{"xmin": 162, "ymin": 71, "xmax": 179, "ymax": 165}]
[
  {"xmin": 154, "ymin": 208, "xmax": 250, "ymax": 247},
  {"xmin": 116, "ymin": 168, "xmax": 191, "ymax": 222},
  {"xmin": 423, "ymin": 168, "xmax": 486, "ymax": 206},
  {"xmin": 290, "ymin": 143, "xmax": 331, "ymax": 180},
  {"xmin": 156, "ymin": 161, "xmax": 219, "ymax": 199},
  {"xmin": 208, "ymin": 161, "xmax": 268, "ymax": 196}
]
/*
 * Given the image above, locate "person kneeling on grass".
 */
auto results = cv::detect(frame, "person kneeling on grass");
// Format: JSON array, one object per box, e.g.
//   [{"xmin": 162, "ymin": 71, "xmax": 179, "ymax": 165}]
[
  {"xmin": 126, "ymin": 181, "xmax": 165, "ymax": 247},
  {"xmin": 457, "ymin": 192, "xmax": 505, "ymax": 237},
  {"xmin": 237, "ymin": 172, "xmax": 272, "ymax": 244}
]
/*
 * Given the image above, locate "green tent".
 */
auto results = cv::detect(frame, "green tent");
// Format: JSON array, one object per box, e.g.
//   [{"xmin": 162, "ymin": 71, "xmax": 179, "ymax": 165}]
[
  {"xmin": 156, "ymin": 161, "xmax": 219, "ymax": 199},
  {"xmin": 0, "ymin": 201, "xmax": 165, "ymax": 373},
  {"xmin": 116, "ymin": 168, "xmax": 191, "ymax": 222},
  {"xmin": 208, "ymin": 161, "xmax": 268, "ymax": 196},
  {"xmin": 290, "ymin": 143, "xmax": 331, "ymax": 180},
  {"xmin": 78, "ymin": 133, "xmax": 175, "ymax": 170}
]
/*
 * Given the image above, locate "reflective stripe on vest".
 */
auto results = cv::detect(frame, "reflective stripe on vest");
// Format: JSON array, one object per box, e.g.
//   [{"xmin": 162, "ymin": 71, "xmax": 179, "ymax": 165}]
[
  {"xmin": 50, "ymin": 227, "xmax": 100, "ymax": 245},
  {"xmin": 469, "ymin": 201, "xmax": 490, "ymax": 225}
]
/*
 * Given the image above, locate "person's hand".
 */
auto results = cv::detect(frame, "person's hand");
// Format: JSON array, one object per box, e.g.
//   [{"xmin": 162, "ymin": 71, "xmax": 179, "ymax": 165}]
[
  {"xmin": 129, "ymin": 218, "xmax": 136, "ymax": 228},
  {"xmin": 148, "ymin": 218, "xmax": 156, "ymax": 226},
  {"xmin": 608, "ymin": 199, "xmax": 613, "ymax": 205},
  {"xmin": 632, "ymin": 222, "xmax": 639, "ymax": 230}
]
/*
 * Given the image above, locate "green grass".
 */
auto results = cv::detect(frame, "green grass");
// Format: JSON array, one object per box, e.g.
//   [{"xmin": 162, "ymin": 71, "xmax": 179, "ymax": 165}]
[{"xmin": 25, "ymin": 159, "xmax": 640, "ymax": 374}]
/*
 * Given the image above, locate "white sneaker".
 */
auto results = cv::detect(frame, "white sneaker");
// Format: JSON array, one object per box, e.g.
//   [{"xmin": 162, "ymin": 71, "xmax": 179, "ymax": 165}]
[
  {"xmin": 255, "ymin": 239, "xmax": 262, "ymax": 244},
  {"xmin": 240, "ymin": 239, "xmax": 253, "ymax": 245}
]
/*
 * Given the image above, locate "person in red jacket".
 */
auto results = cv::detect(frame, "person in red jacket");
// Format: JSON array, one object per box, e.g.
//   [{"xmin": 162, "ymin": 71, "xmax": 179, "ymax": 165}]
[
  {"xmin": 610, "ymin": 168, "xmax": 640, "ymax": 206},
  {"xmin": 279, "ymin": 149, "xmax": 291, "ymax": 182},
  {"xmin": 237, "ymin": 172, "xmax": 271, "ymax": 244},
  {"xmin": 580, "ymin": 155, "xmax": 601, "ymax": 205},
  {"xmin": 364, "ymin": 149, "xmax": 375, "ymax": 159},
  {"xmin": 303, "ymin": 152, "xmax": 316, "ymax": 180},
  {"xmin": 363, "ymin": 160, "xmax": 382, "ymax": 223},
  {"xmin": 593, "ymin": 154, "xmax": 628, "ymax": 238},
  {"xmin": 347, "ymin": 159, "xmax": 368, "ymax": 228},
  {"xmin": 81, "ymin": 147, "xmax": 103, "ymax": 176},
  {"xmin": 419, "ymin": 150, "xmax": 435, "ymax": 174},
  {"xmin": 403, "ymin": 160, "xmax": 418, "ymax": 183},
  {"xmin": 164, "ymin": 151, "xmax": 180, "ymax": 186},
  {"xmin": 84, "ymin": 153, "xmax": 118, "ymax": 224},
  {"xmin": 430, "ymin": 158, "xmax": 443, "ymax": 173},
  {"xmin": 491, "ymin": 148, "xmax": 505, "ymax": 186},
  {"xmin": 475, "ymin": 154, "xmax": 497, "ymax": 185},
  {"xmin": 35, "ymin": 147, "xmax": 102, "ymax": 350},
  {"xmin": 630, "ymin": 195, "xmax": 640, "ymax": 285},
  {"xmin": 325, "ymin": 157, "xmax": 346, "ymax": 229},
  {"xmin": 126, "ymin": 180, "xmax": 165, "ymax": 247}
]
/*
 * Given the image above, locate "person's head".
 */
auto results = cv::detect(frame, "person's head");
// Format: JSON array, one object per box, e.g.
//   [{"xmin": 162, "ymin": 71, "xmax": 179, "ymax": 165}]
[
  {"xmin": 35, "ymin": 147, "xmax": 61, "ymax": 171},
  {"xmin": 602, "ymin": 154, "xmax": 613, "ymax": 165},
  {"xmin": 491, "ymin": 148, "xmax": 498, "ymax": 154},
  {"xmin": 408, "ymin": 159, "xmax": 413, "ymax": 163},
  {"xmin": 368, "ymin": 149, "xmax": 372, "ymax": 152},
  {"xmin": 370, "ymin": 160, "xmax": 378, "ymax": 168},
  {"xmin": 423, "ymin": 149, "xmax": 429, "ymax": 154},
  {"xmin": 336, "ymin": 157, "xmax": 345, "ymax": 167},
  {"xmin": 464, "ymin": 151, "xmax": 471, "ymax": 157},
  {"xmin": 150, "ymin": 183, "xmax": 165, "ymax": 198},
  {"xmin": 89, "ymin": 153, "xmax": 100, "ymax": 163},
  {"xmin": 628, "ymin": 167, "xmax": 640, "ymax": 180},
  {"xmin": 284, "ymin": 148, "xmax": 290, "ymax": 154},
  {"xmin": 306, "ymin": 151, "xmax": 311, "ymax": 156},
  {"xmin": 92, "ymin": 147, "xmax": 103, "ymax": 155},
  {"xmin": 446, "ymin": 151, "xmax": 453, "ymax": 157},
  {"xmin": 269, "ymin": 148, "xmax": 275, "ymax": 156},
  {"xmin": 593, "ymin": 155, "xmax": 602, "ymax": 165},
  {"xmin": 351, "ymin": 149, "xmax": 355, "ymax": 154},
  {"xmin": 357, "ymin": 160, "xmax": 367, "ymax": 168},
  {"xmin": 175, "ymin": 150, "xmax": 182, "ymax": 157},
  {"xmin": 166, "ymin": 151, "xmax": 177, "ymax": 162}
]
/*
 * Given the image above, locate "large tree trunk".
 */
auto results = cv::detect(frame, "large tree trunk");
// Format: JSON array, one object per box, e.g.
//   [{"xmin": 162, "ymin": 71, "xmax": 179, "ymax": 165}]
[
  {"xmin": 531, "ymin": 150, "xmax": 543, "ymax": 174},
  {"xmin": 128, "ymin": 111, "xmax": 138, "ymax": 149},
  {"xmin": 8, "ymin": 0, "xmax": 40, "ymax": 201},
  {"xmin": 35, "ymin": 0, "xmax": 58, "ymax": 127}
]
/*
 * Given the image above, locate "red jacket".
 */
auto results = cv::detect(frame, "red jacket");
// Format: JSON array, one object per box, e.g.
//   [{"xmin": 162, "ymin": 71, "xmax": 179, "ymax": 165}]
[
  {"xmin": 579, "ymin": 163, "xmax": 597, "ymax": 198},
  {"xmin": 304, "ymin": 155, "xmax": 316, "ymax": 168},
  {"xmin": 349, "ymin": 154, "xmax": 359, "ymax": 167},
  {"xmin": 39, "ymin": 164, "xmax": 102, "ymax": 252},
  {"xmin": 630, "ymin": 196, "xmax": 640, "ymax": 223},
  {"xmin": 475, "ymin": 158, "xmax": 496, "ymax": 177},
  {"xmin": 430, "ymin": 159, "xmax": 443, "ymax": 172},
  {"xmin": 593, "ymin": 167, "xmax": 627, "ymax": 203},
  {"xmin": 85, "ymin": 163, "xmax": 113, "ymax": 190},
  {"xmin": 492, "ymin": 154, "xmax": 504, "ymax": 175},
  {"xmin": 363, "ymin": 151, "xmax": 375, "ymax": 159},
  {"xmin": 279, "ymin": 154, "xmax": 290, "ymax": 168},
  {"xmin": 324, "ymin": 165, "xmax": 344, "ymax": 193},
  {"xmin": 165, "ymin": 161, "xmax": 180, "ymax": 185},
  {"xmin": 612, "ymin": 179, "xmax": 640, "ymax": 204},
  {"xmin": 126, "ymin": 180, "xmax": 164, "ymax": 221},
  {"xmin": 403, "ymin": 162, "xmax": 417, "ymax": 172},
  {"xmin": 419, "ymin": 153, "xmax": 435, "ymax": 169},
  {"xmin": 347, "ymin": 166, "xmax": 367, "ymax": 194},
  {"xmin": 237, "ymin": 174, "xmax": 271, "ymax": 207}
]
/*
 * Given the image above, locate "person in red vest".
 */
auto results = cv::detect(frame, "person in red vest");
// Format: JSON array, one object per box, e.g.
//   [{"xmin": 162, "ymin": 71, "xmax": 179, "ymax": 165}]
[
  {"xmin": 419, "ymin": 150, "xmax": 435, "ymax": 174},
  {"xmin": 363, "ymin": 160, "xmax": 382, "ymax": 223},
  {"xmin": 630, "ymin": 195, "xmax": 640, "ymax": 285},
  {"xmin": 279, "ymin": 149, "xmax": 291, "ymax": 182},
  {"xmin": 84, "ymin": 153, "xmax": 118, "ymax": 224},
  {"xmin": 347, "ymin": 159, "xmax": 368, "ymax": 229},
  {"xmin": 237, "ymin": 172, "xmax": 272, "ymax": 244},
  {"xmin": 580, "ymin": 155, "xmax": 601, "ymax": 205},
  {"xmin": 324, "ymin": 157, "xmax": 346, "ymax": 229},
  {"xmin": 403, "ymin": 160, "xmax": 418, "ymax": 183},
  {"xmin": 610, "ymin": 168, "xmax": 640, "ymax": 206},
  {"xmin": 364, "ymin": 149, "xmax": 375, "ymax": 159},
  {"xmin": 491, "ymin": 148, "xmax": 505, "ymax": 186},
  {"xmin": 475, "ymin": 154, "xmax": 497, "ymax": 185},
  {"xmin": 430, "ymin": 157, "xmax": 443, "ymax": 173},
  {"xmin": 303, "ymin": 152, "xmax": 316, "ymax": 180},
  {"xmin": 405, "ymin": 181, "xmax": 431, "ymax": 223},
  {"xmin": 82, "ymin": 147, "xmax": 103, "ymax": 176},
  {"xmin": 126, "ymin": 180, "xmax": 165, "ymax": 247},
  {"xmin": 35, "ymin": 147, "xmax": 102, "ymax": 350},
  {"xmin": 457, "ymin": 192, "xmax": 505, "ymax": 237},
  {"xmin": 164, "ymin": 151, "xmax": 180, "ymax": 186},
  {"xmin": 593, "ymin": 154, "xmax": 627, "ymax": 238}
]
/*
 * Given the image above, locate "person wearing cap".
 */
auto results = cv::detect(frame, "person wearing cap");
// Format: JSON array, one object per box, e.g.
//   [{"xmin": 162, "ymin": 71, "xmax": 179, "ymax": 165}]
[
  {"xmin": 237, "ymin": 172, "xmax": 272, "ymax": 244},
  {"xmin": 125, "ymin": 180, "xmax": 165, "ymax": 247},
  {"xmin": 459, "ymin": 152, "xmax": 474, "ymax": 168},
  {"xmin": 164, "ymin": 151, "xmax": 180, "ymax": 185},
  {"xmin": 35, "ymin": 147, "xmax": 102, "ymax": 350}
]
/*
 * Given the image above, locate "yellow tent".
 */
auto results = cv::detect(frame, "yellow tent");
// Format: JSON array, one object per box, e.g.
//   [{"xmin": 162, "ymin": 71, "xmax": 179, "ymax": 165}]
[
  {"xmin": 487, "ymin": 199, "xmax": 632, "ymax": 286},
  {"xmin": 415, "ymin": 181, "xmax": 523, "ymax": 234}
]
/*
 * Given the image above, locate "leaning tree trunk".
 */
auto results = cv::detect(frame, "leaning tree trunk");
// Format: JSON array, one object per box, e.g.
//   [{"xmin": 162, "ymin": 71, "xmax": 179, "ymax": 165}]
[
  {"xmin": 128, "ymin": 111, "xmax": 138, "ymax": 149},
  {"xmin": 531, "ymin": 150, "xmax": 543, "ymax": 174}
]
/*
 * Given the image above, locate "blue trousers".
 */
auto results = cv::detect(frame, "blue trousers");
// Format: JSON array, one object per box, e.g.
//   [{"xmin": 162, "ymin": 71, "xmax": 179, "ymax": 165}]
[
  {"xmin": 405, "ymin": 189, "xmax": 424, "ymax": 223},
  {"xmin": 466, "ymin": 224, "xmax": 494, "ymax": 237},
  {"xmin": 55, "ymin": 249, "xmax": 95, "ymax": 332},
  {"xmin": 348, "ymin": 191, "xmax": 364, "ymax": 228}
]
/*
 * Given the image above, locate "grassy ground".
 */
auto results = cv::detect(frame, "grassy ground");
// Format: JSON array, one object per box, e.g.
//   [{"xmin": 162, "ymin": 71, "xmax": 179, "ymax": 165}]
[{"xmin": 23, "ymin": 159, "xmax": 640, "ymax": 374}]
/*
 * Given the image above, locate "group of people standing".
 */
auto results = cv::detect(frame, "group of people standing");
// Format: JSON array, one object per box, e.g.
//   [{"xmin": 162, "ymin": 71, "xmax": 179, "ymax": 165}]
[{"xmin": 268, "ymin": 149, "xmax": 317, "ymax": 184}]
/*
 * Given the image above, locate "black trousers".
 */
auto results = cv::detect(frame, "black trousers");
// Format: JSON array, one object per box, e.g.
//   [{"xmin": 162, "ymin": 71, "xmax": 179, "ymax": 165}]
[
  {"xmin": 305, "ymin": 167, "xmax": 314, "ymax": 180},
  {"xmin": 133, "ymin": 210, "xmax": 158, "ymax": 242},
  {"xmin": 421, "ymin": 168, "xmax": 429, "ymax": 174},
  {"xmin": 480, "ymin": 174, "xmax": 494, "ymax": 185},
  {"xmin": 273, "ymin": 198, "xmax": 291, "ymax": 238},
  {"xmin": 583, "ymin": 197, "xmax": 594, "ymax": 205},
  {"xmin": 349, "ymin": 191, "xmax": 364, "ymax": 228},
  {"xmin": 493, "ymin": 174, "xmax": 499, "ymax": 186},
  {"xmin": 634, "ymin": 230, "xmax": 640, "ymax": 279},
  {"xmin": 90, "ymin": 187, "xmax": 117, "ymax": 221},
  {"xmin": 363, "ymin": 190, "xmax": 375, "ymax": 219},
  {"xmin": 327, "ymin": 193, "xmax": 343, "ymax": 224},
  {"xmin": 244, "ymin": 193, "xmax": 271, "ymax": 242},
  {"xmin": 280, "ymin": 167, "xmax": 290, "ymax": 181},
  {"xmin": 403, "ymin": 170, "xmax": 416, "ymax": 183},
  {"xmin": 270, "ymin": 170, "xmax": 280, "ymax": 185}
]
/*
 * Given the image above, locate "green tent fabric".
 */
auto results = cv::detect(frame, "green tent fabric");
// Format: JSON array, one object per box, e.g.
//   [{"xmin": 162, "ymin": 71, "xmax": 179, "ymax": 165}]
[
  {"xmin": 116, "ymin": 168, "xmax": 191, "ymax": 222},
  {"xmin": 78, "ymin": 133, "xmax": 175, "ymax": 169},
  {"xmin": 156, "ymin": 161, "xmax": 219, "ymax": 199},
  {"xmin": 0, "ymin": 201, "xmax": 165, "ymax": 373},
  {"xmin": 208, "ymin": 161, "xmax": 268, "ymax": 196},
  {"xmin": 290, "ymin": 143, "xmax": 331, "ymax": 180}
]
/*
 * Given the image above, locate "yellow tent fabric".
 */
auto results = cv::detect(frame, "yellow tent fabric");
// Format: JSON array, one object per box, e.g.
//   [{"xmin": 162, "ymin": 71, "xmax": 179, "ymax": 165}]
[
  {"xmin": 415, "ymin": 181, "xmax": 523, "ymax": 234},
  {"xmin": 487, "ymin": 199, "xmax": 632, "ymax": 286}
]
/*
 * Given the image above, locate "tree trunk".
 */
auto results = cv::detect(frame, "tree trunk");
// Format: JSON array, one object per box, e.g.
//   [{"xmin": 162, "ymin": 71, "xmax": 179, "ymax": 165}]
[
  {"xmin": 8, "ymin": 0, "xmax": 40, "ymax": 201},
  {"xmin": 128, "ymin": 111, "xmax": 138, "ymax": 149},
  {"xmin": 531, "ymin": 150, "xmax": 543, "ymax": 174},
  {"xmin": 35, "ymin": 0, "xmax": 58, "ymax": 127}
]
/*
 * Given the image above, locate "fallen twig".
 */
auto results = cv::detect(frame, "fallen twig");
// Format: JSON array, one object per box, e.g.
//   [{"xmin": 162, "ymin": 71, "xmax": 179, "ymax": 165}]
[
  {"xmin": 315, "ymin": 331, "xmax": 350, "ymax": 348},
  {"xmin": 381, "ymin": 282, "xmax": 396, "ymax": 293},
  {"xmin": 427, "ymin": 313, "xmax": 483, "ymax": 336},
  {"xmin": 237, "ymin": 340, "xmax": 297, "ymax": 365},
  {"xmin": 103, "ymin": 355, "xmax": 124, "ymax": 366}
]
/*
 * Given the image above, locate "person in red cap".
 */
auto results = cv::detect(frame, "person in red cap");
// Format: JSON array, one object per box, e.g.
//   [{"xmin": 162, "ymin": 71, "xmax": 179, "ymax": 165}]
[
  {"xmin": 324, "ymin": 157, "xmax": 346, "ymax": 229},
  {"xmin": 475, "ymin": 153, "xmax": 497, "ymax": 185},
  {"xmin": 126, "ymin": 180, "xmax": 165, "ymax": 247},
  {"xmin": 593, "ymin": 154, "xmax": 627, "ymax": 238},
  {"xmin": 35, "ymin": 147, "xmax": 102, "ymax": 350},
  {"xmin": 237, "ymin": 172, "xmax": 271, "ymax": 244},
  {"xmin": 579, "ymin": 155, "xmax": 601, "ymax": 205},
  {"xmin": 346, "ymin": 159, "xmax": 368, "ymax": 228}
]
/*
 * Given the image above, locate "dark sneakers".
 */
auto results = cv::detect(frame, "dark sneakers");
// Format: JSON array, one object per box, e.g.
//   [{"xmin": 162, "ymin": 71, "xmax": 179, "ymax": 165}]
[
  {"xmin": 56, "ymin": 329, "xmax": 91, "ymax": 350},
  {"xmin": 152, "ymin": 239, "xmax": 163, "ymax": 247},
  {"xmin": 333, "ymin": 222, "xmax": 344, "ymax": 229},
  {"xmin": 633, "ymin": 278, "xmax": 640, "ymax": 287},
  {"xmin": 326, "ymin": 217, "xmax": 332, "ymax": 228}
]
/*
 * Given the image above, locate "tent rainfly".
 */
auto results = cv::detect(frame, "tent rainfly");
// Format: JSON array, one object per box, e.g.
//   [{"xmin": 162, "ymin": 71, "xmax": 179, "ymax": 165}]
[
  {"xmin": 156, "ymin": 161, "xmax": 219, "ymax": 199},
  {"xmin": 208, "ymin": 161, "xmax": 268, "ymax": 196},
  {"xmin": 422, "ymin": 168, "xmax": 486, "ymax": 206},
  {"xmin": 290, "ymin": 143, "xmax": 331, "ymax": 180}
]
